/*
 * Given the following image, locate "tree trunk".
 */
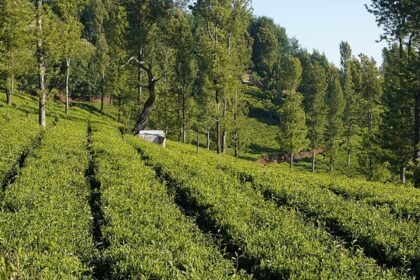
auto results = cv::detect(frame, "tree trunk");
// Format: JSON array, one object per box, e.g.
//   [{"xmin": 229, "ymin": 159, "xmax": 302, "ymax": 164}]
[
  {"xmin": 65, "ymin": 57, "xmax": 71, "ymax": 114},
  {"xmin": 221, "ymin": 99, "xmax": 227, "ymax": 154},
  {"xmin": 6, "ymin": 89, "xmax": 11, "ymax": 106},
  {"xmin": 413, "ymin": 48, "xmax": 420, "ymax": 188},
  {"xmin": 36, "ymin": 0, "xmax": 46, "ymax": 127},
  {"xmin": 215, "ymin": 89, "xmax": 222, "ymax": 154},
  {"xmin": 312, "ymin": 149, "xmax": 316, "ymax": 173},
  {"xmin": 222, "ymin": 131, "xmax": 227, "ymax": 154},
  {"xmin": 207, "ymin": 130, "xmax": 210, "ymax": 150},
  {"xmin": 329, "ymin": 154, "xmax": 334, "ymax": 172},
  {"xmin": 6, "ymin": 74, "xmax": 14, "ymax": 106},
  {"xmin": 196, "ymin": 129, "xmax": 199, "ymax": 153},
  {"xmin": 117, "ymin": 95, "xmax": 122, "ymax": 123},
  {"xmin": 182, "ymin": 91, "xmax": 187, "ymax": 143},
  {"xmin": 234, "ymin": 131, "xmax": 239, "ymax": 157},
  {"xmin": 137, "ymin": 66, "xmax": 142, "ymax": 104},
  {"xmin": 290, "ymin": 153, "xmax": 294, "ymax": 171},
  {"xmin": 401, "ymin": 166, "xmax": 407, "ymax": 185},
  {"xmin": 133, "ymin": 63, "xmax": 157, "ymax": 135},
  {"xmin": 39, "ymin": 92, "xmax": 46, "ymax": 127},
  {"xmin": 413, "ymin": 93, "xmax": 420, "ymax": 163},
  {"xmin": 100, "ymin": 72, "xmax": 105, "ymax": 112},
  {"xmin": 346, "ymin": 148, "xmax": 351, "ymax": 167}
]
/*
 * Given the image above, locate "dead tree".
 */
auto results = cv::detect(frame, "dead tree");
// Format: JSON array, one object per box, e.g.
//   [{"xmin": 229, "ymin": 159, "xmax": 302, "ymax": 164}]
[{"xmin": 124, "ymin": 56, "xmax": 160, "ymax": 135}]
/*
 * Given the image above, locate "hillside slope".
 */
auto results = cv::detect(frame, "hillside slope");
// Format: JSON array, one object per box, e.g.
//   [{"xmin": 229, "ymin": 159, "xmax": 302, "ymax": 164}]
[{"xmin": 0, "ymin": 94, "xmax": 419, "ymax": 279}]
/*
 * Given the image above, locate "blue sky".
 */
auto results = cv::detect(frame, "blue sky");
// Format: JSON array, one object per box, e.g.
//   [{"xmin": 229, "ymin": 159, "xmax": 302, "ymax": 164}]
[{"xmin": 251, "ymin": 0, "xmax": 388, "ymax": 66}]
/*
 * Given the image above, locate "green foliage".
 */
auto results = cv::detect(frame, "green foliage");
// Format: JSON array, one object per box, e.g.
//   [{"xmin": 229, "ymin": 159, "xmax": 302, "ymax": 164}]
[
  {"xmin": 304, "ymin": 62, "xmax": 328, "ymax": 150},
  {"xmin": 278, "ymin": 92, "xmax": 308, "ymax": 158},
  {"xmin": 0, "ymin": 0, "xmax": 34, "ymax": 102},
  {"xmin": 132, "ymin": 137, "xmax": 412, "ymax": 279},
  {"xmin": 169, "ymin": 141, "xmax": 419, "ymax": 277},
  {"xmin": 0, "ymin": 120, "xmax": 96, "ymax": 278},
  {"xmin": 93, "ymin": 124, "xmax": 245, "ymax": 278},
  {"xmin": 325, "ymin": 66, "xmax": 345, "ymax": 171}
]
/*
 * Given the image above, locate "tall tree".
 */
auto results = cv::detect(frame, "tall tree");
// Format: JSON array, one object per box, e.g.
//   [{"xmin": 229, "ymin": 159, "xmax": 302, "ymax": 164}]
[
  {"xmin": 279, "ymin": 91, "xmax": 309, "ymax": 170},
  {"xmin": 358, "ymin": 54, "xmax": 383, "ymax": 180},
  {"xmin": 340, "ymin": 41, "xmax": 359, "ymax": 167},
  {"xmin": 367, "ymin": 0, "xmax": 420, "ymax": 186},
  {"xmin": 380, "ymin": 45, "xmax": 415, "ymax": 184},
  {"xmin": 164, "ymin": 9, "xmax": 196, "ymax": 142},
  {"xmin": 325, "ymin": 66, "xmax": 345, "ymax": 171},
  {"xmin": 192, "ymin": 0, "xmax": 251, "ymax": 154},
  {"xmin": 277, "ymin": 56, "xmax": 308, "ymax": 170},
  {"xmin": 54, "ymin": 0, "xmax": 89, "ymax": 114},
  {"xmin": 35, "ymin": 0, "xmax": 47, "ymax": 127},
  {"xmin": 0, "ymin": 0, "xmax": 33, "ymax": 106},
  {"xmin": 305, "ymin": 62, "xmax": 328, "ymax": 172},
  {"xmin": 85, "ymin": 0, "xmax": 111, "ymax": 112}
]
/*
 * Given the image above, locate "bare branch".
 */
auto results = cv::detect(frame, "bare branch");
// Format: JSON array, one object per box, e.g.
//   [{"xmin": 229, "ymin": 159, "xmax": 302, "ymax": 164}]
[{"xmin": 122, "ymin": 56, "xmax": 151, "ymax": 72}]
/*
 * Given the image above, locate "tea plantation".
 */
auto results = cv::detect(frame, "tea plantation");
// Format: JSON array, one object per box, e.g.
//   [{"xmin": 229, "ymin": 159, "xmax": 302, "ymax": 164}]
[{"xmin": 0, "ymin": 94, "xmax": 419, "ymax": 279}]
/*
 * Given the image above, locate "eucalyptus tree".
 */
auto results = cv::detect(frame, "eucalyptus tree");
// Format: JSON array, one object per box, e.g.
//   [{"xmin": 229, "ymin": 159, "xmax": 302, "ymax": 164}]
[
  {"xmin": 279, "ymin": 91, "xmax": 308, "ymax": 170},
  {"xmin": 380, "ymin": 45, "xmax": 415, "ymax": 184},
  {"xmin": 325, "ymin": 66, "xmax": 345, "ymax": 171},
  {"xmin": 277, "ymin": 56, "xmax": 308, "ymax": 170},
  {"xmin": 340, "ymin": 42, "xmax": 358, "ymax": 167},
  {"xmin": 357, "ymin": 54, "xmax": 383, "ymax": 180},
  {"xmin": 34, "ymin": 0, "xmax": 47, "ymax": 127},
  {"xmin": 305, "ymin": 62, "xmax": 328, "ymax": 172},
  {"xmin": 0, "ymin": 0, "xmax": 33, "ymax": 106}
]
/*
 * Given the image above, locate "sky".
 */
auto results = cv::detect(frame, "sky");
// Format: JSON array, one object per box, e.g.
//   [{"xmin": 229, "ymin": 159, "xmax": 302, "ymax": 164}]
[{"xmin": 251, "ymin": 0, "xmax": 388, "ymax": 66}]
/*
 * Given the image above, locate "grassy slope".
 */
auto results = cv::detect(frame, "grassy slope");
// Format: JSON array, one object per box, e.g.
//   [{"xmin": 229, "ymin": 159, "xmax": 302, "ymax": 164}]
[{"xmin": 0, "ymin": 91, "xmax": 379, "ymax": 181}]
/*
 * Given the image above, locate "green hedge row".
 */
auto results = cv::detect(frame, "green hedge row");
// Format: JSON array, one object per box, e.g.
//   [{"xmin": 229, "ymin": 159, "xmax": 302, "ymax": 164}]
[
  {"xmin": 189, "ymin": 144, "xmax": 420, "ymax": 277},
  {"xmin": 0, "ymin": 108, "xmax": 40, "ymax": 187},
  {"xmin": 0, "ymin": 120, "xmax": 96, "ymax": 278},
  {"xmin": 90, "ymin": 123, "xmax": 244, "ymax": 279},
  {"xmin": 128, "ymin": 136, "xmax": 407, "ymax": 279}
]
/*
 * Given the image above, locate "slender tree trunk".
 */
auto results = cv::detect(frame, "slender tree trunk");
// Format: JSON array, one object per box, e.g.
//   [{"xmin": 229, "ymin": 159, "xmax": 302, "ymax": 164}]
[
  {"xmin": 36, "ymin": 0, "xmax": 46, "ymax": 127},
  {"xmin": 413, "ymin": 48, "xmax": 420, "ymax": 188},
  {"xmin": 196, "ymin": 129, "xmax": 199, "ymax": 153},
  {"xmin": 137, "ymin": 66, "xmax": 142, "ymax": 104},
  {"xmin": 182, "ymin": 91, "xmax": 187, "ymax": 143},
  {"xmin": 401, "ymin": 166, "xmax": 407, "ymax": 185},
  {"xmin": 6, "ymin": 89, "xmax": 11, "ymax": 106},
  {"xmin": 329, "ymin": 154, "xmax": 334, "ymax": 172},
  {"xmin": 39, "ymin": 92, "xmax": 46, "ymax": 127},
  {"xmin": 290, "ymin": 153, "xmax": 294, "ymax": 171},
  {"xmin": 5, "ymin": 76, "xmax": 11, "ymax": 106},
  {"xmin": 207, "ymin": 130, "xmax": 210, "ymax": 150},
  {"xmin": 312, "ymin": 149, "xmax": 316, "ymax": 173},
  {"xmin": 346, "ymin": 148, "xmax": 351, "ymax": 167},
  {"xmin": 221, "ymin": 99, "xmax": 227, "ymax": 154},
  {"xmin": 100, "ymin": 72, "xmax": 105, "ymax": 112},
  {"xmin": 234, "ymin": 131, "xmax": 239, "ymax": 157},
  {"xmin": 216, "ymin": 89, "xmax": 222, "ymax": 154},
  {"xmin": 413, "ymin": 92, "xmax": 420, "ymax": 163},
  {"xmin": 117, "ymin": 95, "xmax": 122, "ymax": 123},
  {"xmin": 65, "ymin": 57, "xmax": 71, "ymax": 114},
  {"xmin": 6, "ymin": 74, "xmax": 14, "ymax": 106},
  {"xmin": 137, "ymin": 48, "xmax": 143, "ymax": 104},
  {"xmin": 222, "ymin": 131, "xmax": 227, "ymax": 154}
]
